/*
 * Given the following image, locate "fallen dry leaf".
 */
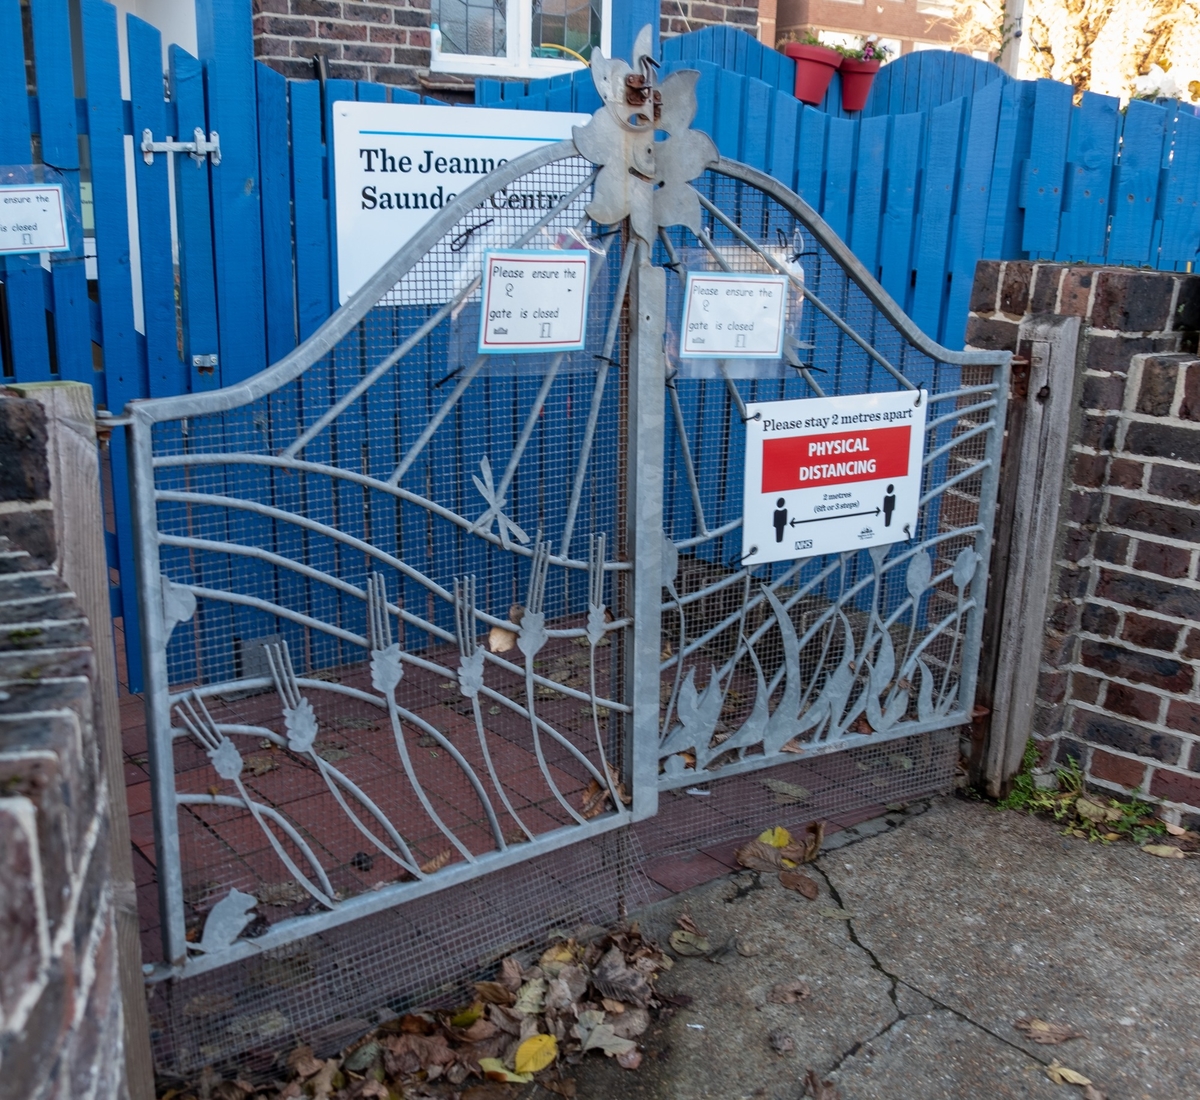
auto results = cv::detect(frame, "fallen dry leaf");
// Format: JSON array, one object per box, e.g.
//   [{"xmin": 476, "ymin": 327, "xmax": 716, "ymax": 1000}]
[
  {"xmin": 1142, "ymin": 844, "xmax": 1186, "ymax": 859},
  {"xmin": 359, "ymin": 1082, "xmax": 388, "ymax": 1099},
  {"xmin": 285, "ymin": 1045, "xmax": 323, "ymax": 1079},
  {"xmin": 575, "ymin": 1009, "xmax": 637, "ymax": 1058},
  {"xmin": 479, "ymin": 1056, "xmax": 532, "ymax": 1084},
  {"xmin": 498, "ymin": 955, "xmax": 524, "ymax": 991},
  {"xmin": 474, "ymin": 981, "xmax": 515, "ymax": 1006},
  {"xmin": 780, "ymin": 871, "xmax": 820, "ymax": 900},
  {"xmin": 780, "ymin": 821, "xmax": 825, "ymax": 864},
  {"xmin": 736, "ymin": 938, "xmax": 762, "ymax": 957},
  {"xmin": 1014, "ymin": 1017, "xmax": 1084, "ymax": 1045},
  {"xmin": 309, "ymin": 1060, "xmax": 340, "ymax": 1100},
  {"xmin": 610, "ymin": 1006, "xmax": 650, "ymax": 1039},
  {"xmin": 1164, "ymin": 822, "xmax": 1187, "ymax": 836},
  {"xmin": 600, "ymin": 997, "xmax": 626, "ymax": 1014},
  {"xmin": 736, "ymin": 838, "xmax": 784, "ymax": 872},
  {"xmin": 758, "ymin": 825, "xmax": 792, "ymax": 847},
  {"xmin": 764, "ymin": 778, "xmax": 810, "ymax": 805},
  {"xmin": 804, "ymin": 1067, "xmax": 841, "ymax": 1098},
  {"xmin": 1081, "ymin": 1085, "xmax": 1106, "ymax": 1100},
  {"xmin": 669, "ymin": 930, "xmax": 711, "ymax": 956},
  {"xmin": 768, "ymin": 980, "xmax": 811, "ymax": 1005},
  {"xmin": 513, "ymin": 977, "xmax": 547, "ymax": 1015},
  {"xmin": 676, "ymin": 913, "xmax": 704, "ymax": 936},
  {"xmin": 1046, "ymin": 1061, "xmax": 1092, "ymax": 1086},
  {"xmin": 1076, "ymin": 797, "xmax": 1121, "ymax": 825},
  {"xmin": 419, "ymin": 849, "xmax": 453, "ymax": 874},
  {"xmin": 769, "ymin": 1029, "xmax": 795, "ymax": 1054},
  {"xmin": 579, "ymin": 778, "xmax": 610, "ymax": 819},
  {"xmin": 514, "ymin": 1033, "xmax": 557, "ymax": 1074},
  {"xmin": 540, "ymin": 1076, "xmax": 578, "ymax": 1098},
  {"xmin": 592, "ymin": 945, "xmax": 653, "ymax": 1006},
  {"xmin": 488, "ymin": 625, "xmax": 517, "ymax": 653}
]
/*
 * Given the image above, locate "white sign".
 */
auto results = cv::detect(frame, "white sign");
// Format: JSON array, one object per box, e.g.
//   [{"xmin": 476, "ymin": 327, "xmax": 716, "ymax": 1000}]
[
  {"xmin": 742, "ymin": 390, "xmax": 927, "ymax": 564},
  {"xmin": 333, "ymin": 102, "xmax": 588, "ymax": 303},
  {"xmin": 0, "ymin": 185, "xmax": 68, "ymax": 254},
  {"xmin": 681, "ymin": 272, "xmax": 788, "ymax": 358},
  {"xmin": 478, "ymin": 249, "xmax": 590, "ymax": 353}
]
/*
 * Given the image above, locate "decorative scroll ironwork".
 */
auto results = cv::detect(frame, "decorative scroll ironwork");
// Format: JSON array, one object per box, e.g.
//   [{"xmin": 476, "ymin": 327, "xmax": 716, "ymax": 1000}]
[{"xmin": 127, "ymin": 33, "xmax": 1007, "ymax": 975}]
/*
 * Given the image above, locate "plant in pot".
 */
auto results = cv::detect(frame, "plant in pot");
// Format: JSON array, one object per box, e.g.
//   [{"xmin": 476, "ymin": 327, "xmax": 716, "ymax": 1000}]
[
  {"xmin": 781, "ymin": 33, "xmax": 843, "ymax": 106},
  {"xmin": 836, "ymin": 38, "xmax": 891, "ymax": 112}
]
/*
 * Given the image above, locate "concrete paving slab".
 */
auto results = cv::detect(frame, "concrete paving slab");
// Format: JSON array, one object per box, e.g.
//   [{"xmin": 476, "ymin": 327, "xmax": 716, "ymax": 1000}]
[{"xmin": 574, "ymin": 795, "xmax": 1199, "ymax": 1100}]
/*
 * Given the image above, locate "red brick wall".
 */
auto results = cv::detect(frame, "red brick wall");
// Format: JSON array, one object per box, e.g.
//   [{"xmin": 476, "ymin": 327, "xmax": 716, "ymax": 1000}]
[
  {"xmin": 661, "ymin": 0, "xmax": 760, "ymax": 39},
  {"xmin": 966, "ymin": 261, "xmax": 1200, "ymax": 827},
  {"xmin": 252, "ymin": 0, "xmax": 431, "ymax": 89}
]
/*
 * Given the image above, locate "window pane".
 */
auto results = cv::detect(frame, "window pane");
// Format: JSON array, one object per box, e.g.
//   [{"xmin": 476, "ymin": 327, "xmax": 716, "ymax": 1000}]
[
  {"xmin": 532, "ymin": 0, "xmax": 601, "ymax": 61},
  {"xmin": 434, "ymin": 0, "xmax": 507, "ymax": 57}
]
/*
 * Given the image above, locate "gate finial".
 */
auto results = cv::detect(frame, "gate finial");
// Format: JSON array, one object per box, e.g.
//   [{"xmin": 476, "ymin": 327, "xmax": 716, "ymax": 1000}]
[{"xmin": 572, "ymin": 24, "xmax": 718, "ymax": 245}]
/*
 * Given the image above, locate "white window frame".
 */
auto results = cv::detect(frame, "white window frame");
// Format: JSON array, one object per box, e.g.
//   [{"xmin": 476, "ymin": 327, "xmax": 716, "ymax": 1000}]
[{"xmin": 431, "ymin": 0, "xmax": 612, "ymax": 78}]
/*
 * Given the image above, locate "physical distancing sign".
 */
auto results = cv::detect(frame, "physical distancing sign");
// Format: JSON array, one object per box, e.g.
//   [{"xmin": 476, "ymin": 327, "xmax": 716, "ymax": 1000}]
[
  {"xmin": 742, "ymin": 390, "xmax": 927, "ymax": 563},
  {"xmin": 478, "ymin": 249, "xmax": 590, "ymax": 353}
]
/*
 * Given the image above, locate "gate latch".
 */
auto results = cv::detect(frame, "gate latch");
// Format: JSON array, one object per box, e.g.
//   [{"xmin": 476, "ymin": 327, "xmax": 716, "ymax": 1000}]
[{"xmin": 141, "ymin": 128, "xmax": 222, "ymax": 167}]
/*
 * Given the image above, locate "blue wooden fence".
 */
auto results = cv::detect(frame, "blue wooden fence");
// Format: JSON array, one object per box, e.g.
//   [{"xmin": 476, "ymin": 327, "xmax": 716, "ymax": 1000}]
[{"xmin": 2, "ymin": 5, "xmax": 1199, "ymax": 690}]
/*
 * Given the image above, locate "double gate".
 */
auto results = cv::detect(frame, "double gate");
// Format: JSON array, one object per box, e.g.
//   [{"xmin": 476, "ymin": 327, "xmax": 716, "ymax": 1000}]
[{"xmin": 130, "ymin": 44, "xmax": 1008, "ymax": 977}]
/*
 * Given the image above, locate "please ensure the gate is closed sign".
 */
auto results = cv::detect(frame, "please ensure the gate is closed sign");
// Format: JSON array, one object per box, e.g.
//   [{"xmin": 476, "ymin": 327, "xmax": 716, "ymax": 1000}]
[{"xmin": 741, "ymin": 390, "xmax": 927, "ymax": 564}]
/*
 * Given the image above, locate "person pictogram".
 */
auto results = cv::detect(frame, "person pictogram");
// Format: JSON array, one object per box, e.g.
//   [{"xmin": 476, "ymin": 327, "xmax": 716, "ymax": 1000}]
[
  {"xmin": 773, "ymin": 498, "xmax": 788, "ymax": 542},
  {"xmin": 883, "ymin": 484, "xmax": 896, "ymax": 527}
]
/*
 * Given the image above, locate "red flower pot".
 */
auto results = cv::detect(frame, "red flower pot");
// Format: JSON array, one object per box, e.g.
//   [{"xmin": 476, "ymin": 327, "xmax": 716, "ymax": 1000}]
[
  {"xmin": 782, "ymin": 43, "xmax": 843, "ymax": 106},
  {"xmin": 838, "ymin": 57, "xmax": 882, "ymax": 112}
]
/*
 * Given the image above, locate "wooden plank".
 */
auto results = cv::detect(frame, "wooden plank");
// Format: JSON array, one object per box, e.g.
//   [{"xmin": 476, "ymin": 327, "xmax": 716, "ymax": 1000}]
[
  {"xmin": 1107, "ymin": 98, "xmax": 1168, "ymax": 266},
  {"xmin": 128, "ymin": 15, "xmax": 185, "ymax": 398},
  {"xmin": 690, "ymin": 60, "xmax": 719, "ymax": 142},
  {"xmin": 849, "ymin": 114, "xmax": 889, "ymax": 278},
  {"xmin": 255, "ymin": 62, "xmax": 295, "ymax": 365},
  {"xmin": 878, "ymin": 111, "xmax": 923, "ymax": 310},
  {"xmin": 290, "ymin": 80, "xmax": 330, "ymax": 341},
  {"xmin": 323, "ymin": 77, "xmax": 355, "ymax": 309},
  {"xmin": 196, "ymin": 0, "xmax": 267, "ymax": 384},
  {"xmin": 0, "ymin": 0, "xmax": 52, "ymax": 382},
  {"xmin": 794, "ymin": 105, "xmax": 828, "ymax": 210},
  {"xmin": 1054, "ymin": 90, "xmax": 1120, "ymax": 263},
  {"xmin": 739, "ymin": 77, "xmax": 773, "ymax": 235},
  {"xmin": 391, "ymin": 86, "xmax": 420, "ymax": 104},
  {"xmin": 80, "ymin": 0, "xmax": 144, "ymax": 692},
  {"xmin": 357, "ymin": 79, "xmax": 386, "ymax": 102},
  {"xmin": 982, "ymin": 79, "xmax": 1034, "ymax": 259},
  {"xmin": 767, "ymin": 90, "xmax": 799, "ymax": 192},
  {"xmin": 1158, "ymin": 110, "xmax": 1200, "ymax": 271},
  {"xmin": 984, "ymin": 317, "xmax": 1080, "ymax": 796},
  {"xmin": 1019, "ymin": 78, "xmax": 1072, "ymax": 257},
  {"xmin": 912, "ymin": 97, "xmax": 964, "ymax": 341},
  {"xmin": 476, "ymin": 78, "xmax": 502, "ymax": 105},
  {"xmin": 945, "ymin": 79, "xmax": 1003, "ymax": 347},
  {"xmin": 30, "ymin": 0, "xmax": 92, "ymax": 386},
  {"xmin": 172, "ymin": 46, "xmax": 222, "ymax": 391},
  {"xmin": 821, "ymin": 116, "xmax": 856, "ymax": 238},
  {"xmin": 713, "ymin": 68, "xmax": 745, "ymax": 158}
]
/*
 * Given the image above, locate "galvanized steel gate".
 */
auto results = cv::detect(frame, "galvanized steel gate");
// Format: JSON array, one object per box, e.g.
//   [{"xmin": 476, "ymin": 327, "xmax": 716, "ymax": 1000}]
[{"xmin": 130, "ymin": 35, "xmax": 1008, "ymax": 979}]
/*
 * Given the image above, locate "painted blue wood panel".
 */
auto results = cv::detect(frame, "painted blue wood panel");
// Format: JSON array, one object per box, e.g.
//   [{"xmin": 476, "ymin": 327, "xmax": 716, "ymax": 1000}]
[
  {"xmin": 878, "ymin": 112, "xmax": 923, "ymax": 310},
  {"xmin": 1020, "ymin": 79, "xmax": 1072, "ymax": 256},
  {"xmin": 0, "ymin": 0, "xmax": 52, "ymax": 382},
  {"xmin": 290, "ymin": 80, "xmax": 330, "ymax": 342},
  {"xmin": 982, "ymin": 80, "xmax": 1034, "ymax": 259},
  {"xmin": 128, "ymin": 15, "xmax": 185, "ymax": 398},
  {"xmin": 794, "ymin": 106, "xmax": 828, "ymax": 210},
  {"xmin": 1108, "ymin": 99, "xmax": 1168, "ymax": 266},
  {"xmin": 821, "ymin": 117, "xmax": 856, "ymax": 239},
  {"xmin": 31, "ymin": 0, "xmax": 92, "ymax": 385},
  {"xmin": 173, "ymin": 46, "xmax": 222, "ymax": 390},
  {"xmin": 1055, "ymin": 91, "xmax": 1120, "ymax": 264},
  {"xmin": 1159, "ymin": 111, "xmax": 1200, "ymax": 271},
  {"xmin": 196, "ymin": 0, "xmax": 267, "ymax": 384},
  {"xmin": 944, "ymin": 79, "xmax": 1003, "ymax": 345},
  {"xmin": 911, "ymin": 98, "xmax": 964, "ymax": 341},
  {"xmin": 849, "ymin": 113, "xmax": 889, "ymax": 278},
  {"xmin": 257, "ymin": 62, "xmax": 295, "ymax": 365}
]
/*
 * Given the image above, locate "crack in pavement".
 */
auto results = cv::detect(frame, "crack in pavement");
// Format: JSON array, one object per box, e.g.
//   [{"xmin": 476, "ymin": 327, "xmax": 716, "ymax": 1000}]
[{"xmin": 812, "ymin": 813, "xmax": 1061, "ymax": 1082}]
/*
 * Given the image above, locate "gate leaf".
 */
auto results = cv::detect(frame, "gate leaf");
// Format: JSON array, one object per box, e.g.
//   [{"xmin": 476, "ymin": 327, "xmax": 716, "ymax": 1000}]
[{"xmin": 905, "ymin": 549, "xmax": 932, "ymax": 603}]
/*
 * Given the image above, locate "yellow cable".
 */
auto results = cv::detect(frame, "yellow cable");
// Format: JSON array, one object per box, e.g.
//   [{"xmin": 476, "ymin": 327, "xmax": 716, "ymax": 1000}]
[{"xmin": 539, "ymin": 42, "xmax": 590, "ymax": 65}]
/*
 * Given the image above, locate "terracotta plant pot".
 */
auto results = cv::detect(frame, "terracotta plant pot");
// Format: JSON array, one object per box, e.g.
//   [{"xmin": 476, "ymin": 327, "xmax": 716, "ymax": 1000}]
[
  {"xmin": 838, "ymin": 57, "xmax": 882, "ymax": 112},
  {"xmin": 782, "ymin": 43, "xmax": 843, "ymax": 106}
]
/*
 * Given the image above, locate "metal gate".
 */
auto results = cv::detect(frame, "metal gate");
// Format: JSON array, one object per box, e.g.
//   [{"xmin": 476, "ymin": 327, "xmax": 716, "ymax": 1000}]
[{"xmin": 129, "ymin": 32, "xmax": 1008, "ymax": 979}]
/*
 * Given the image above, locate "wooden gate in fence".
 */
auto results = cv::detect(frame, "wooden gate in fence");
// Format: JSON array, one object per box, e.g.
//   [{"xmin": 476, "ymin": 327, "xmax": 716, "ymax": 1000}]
[{"xmin": 2, "ymin": 3, "xmax": 1200, "ymax": 691}]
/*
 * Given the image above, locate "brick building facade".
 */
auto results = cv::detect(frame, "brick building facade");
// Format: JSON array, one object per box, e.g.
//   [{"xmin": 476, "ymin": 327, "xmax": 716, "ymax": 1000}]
[
  {"xmin": 777, "ymin": 0, "xmax": 956, "ymax": 55},
  {"xmin": 966, "ymin": 262, "xmax": 1200, "ymax": 826}
]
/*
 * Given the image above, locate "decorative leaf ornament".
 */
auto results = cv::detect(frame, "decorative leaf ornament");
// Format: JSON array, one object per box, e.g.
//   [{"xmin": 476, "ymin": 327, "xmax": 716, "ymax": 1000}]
[{"xmin": 572, "ymin": 25, "xmax": 718, "ymax": 244}]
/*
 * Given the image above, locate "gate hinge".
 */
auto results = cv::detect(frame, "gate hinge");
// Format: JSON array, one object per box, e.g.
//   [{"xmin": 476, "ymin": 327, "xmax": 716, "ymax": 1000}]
[{"xmin": 141, "ymin": 127, "xmax": 222, "ymax": 167}]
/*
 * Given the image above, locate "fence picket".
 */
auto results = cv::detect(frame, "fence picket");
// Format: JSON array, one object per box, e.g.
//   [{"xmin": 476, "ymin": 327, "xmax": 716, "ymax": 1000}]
[
  {"xmin": 0, "ymin": 0, "xmax": 52, "ymax": 382},
  {"xmin": 794, "ymin": 105, "xmax": 828, "ymax": 210},
  {"xmin": 945, "ymin": 79, "xmax": 1003, "ymax": 345},
  {"xmin": 912, "ymin": 97, "xmax": 964, "ymax": 341},
  {"xmin": 1055, "ymin": 91, "xmax": 1120, "ymax": 264},
  {"xmin": 30, "ymin": 0, "xmax": 92, "ymax": 386},
  {"xmin": 822, "ymin": 117, "xmax": 856, "ymax": 239},
  {"xmin": 878, "ymin": 112, "xmax": 923, "ymax": 310},
  {"xmin": 982, "ymin": 80, "xmax": 1034, "ymax": 259},
  {"xmin": 256, "ymin": 62, "xmax": 296, "ymax": 364},
  {"xmin": 290, "ymin": 80, "xmax": 331, "ymax": 341},
  {"xmin": 1159, "ymin": 110, "xmax": 1200, "ymax": 271},
  {"xmin": 1020, "ymin": 79, "xmax": 1072, "ymax": 257},
  {"xmin": 1109, "ymin": 100, "xmax": 1168, "ymax": 266},
  {"xmin": 129, "ymin": 16, "xmax": 185, "ymax": 398},
  {"xmin": 849, "ymin": 114, "xmax": 889, "ymax": 278}
]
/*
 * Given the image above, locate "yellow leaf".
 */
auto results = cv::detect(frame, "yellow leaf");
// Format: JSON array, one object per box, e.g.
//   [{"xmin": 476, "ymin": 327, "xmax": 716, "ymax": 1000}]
[
  {"xmin": 1046, "ymin": 1061, "xmax": 1092, "ymax": 1086},
  {"xmin": 449, "ymin": 1001, "xmax": 483, "ymax": 1029},
  {"xmin": 1164, "ymin": 822, "xmax": 1185, "ymax": 836},
  {"xmin": 758, "ymin": 826, "xmax": 792, "ymax": 848},
  {"xmin": 514, "ymin": 1033, "xmax": 558, "ymax": 1075},
  {"xmin": 479, "ymin": 1057, "xmax": 533, "ymax": 1084},
  {"xmin": 1142, "ymin": 844, "xmax": 1185, "ymax": 859}
]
